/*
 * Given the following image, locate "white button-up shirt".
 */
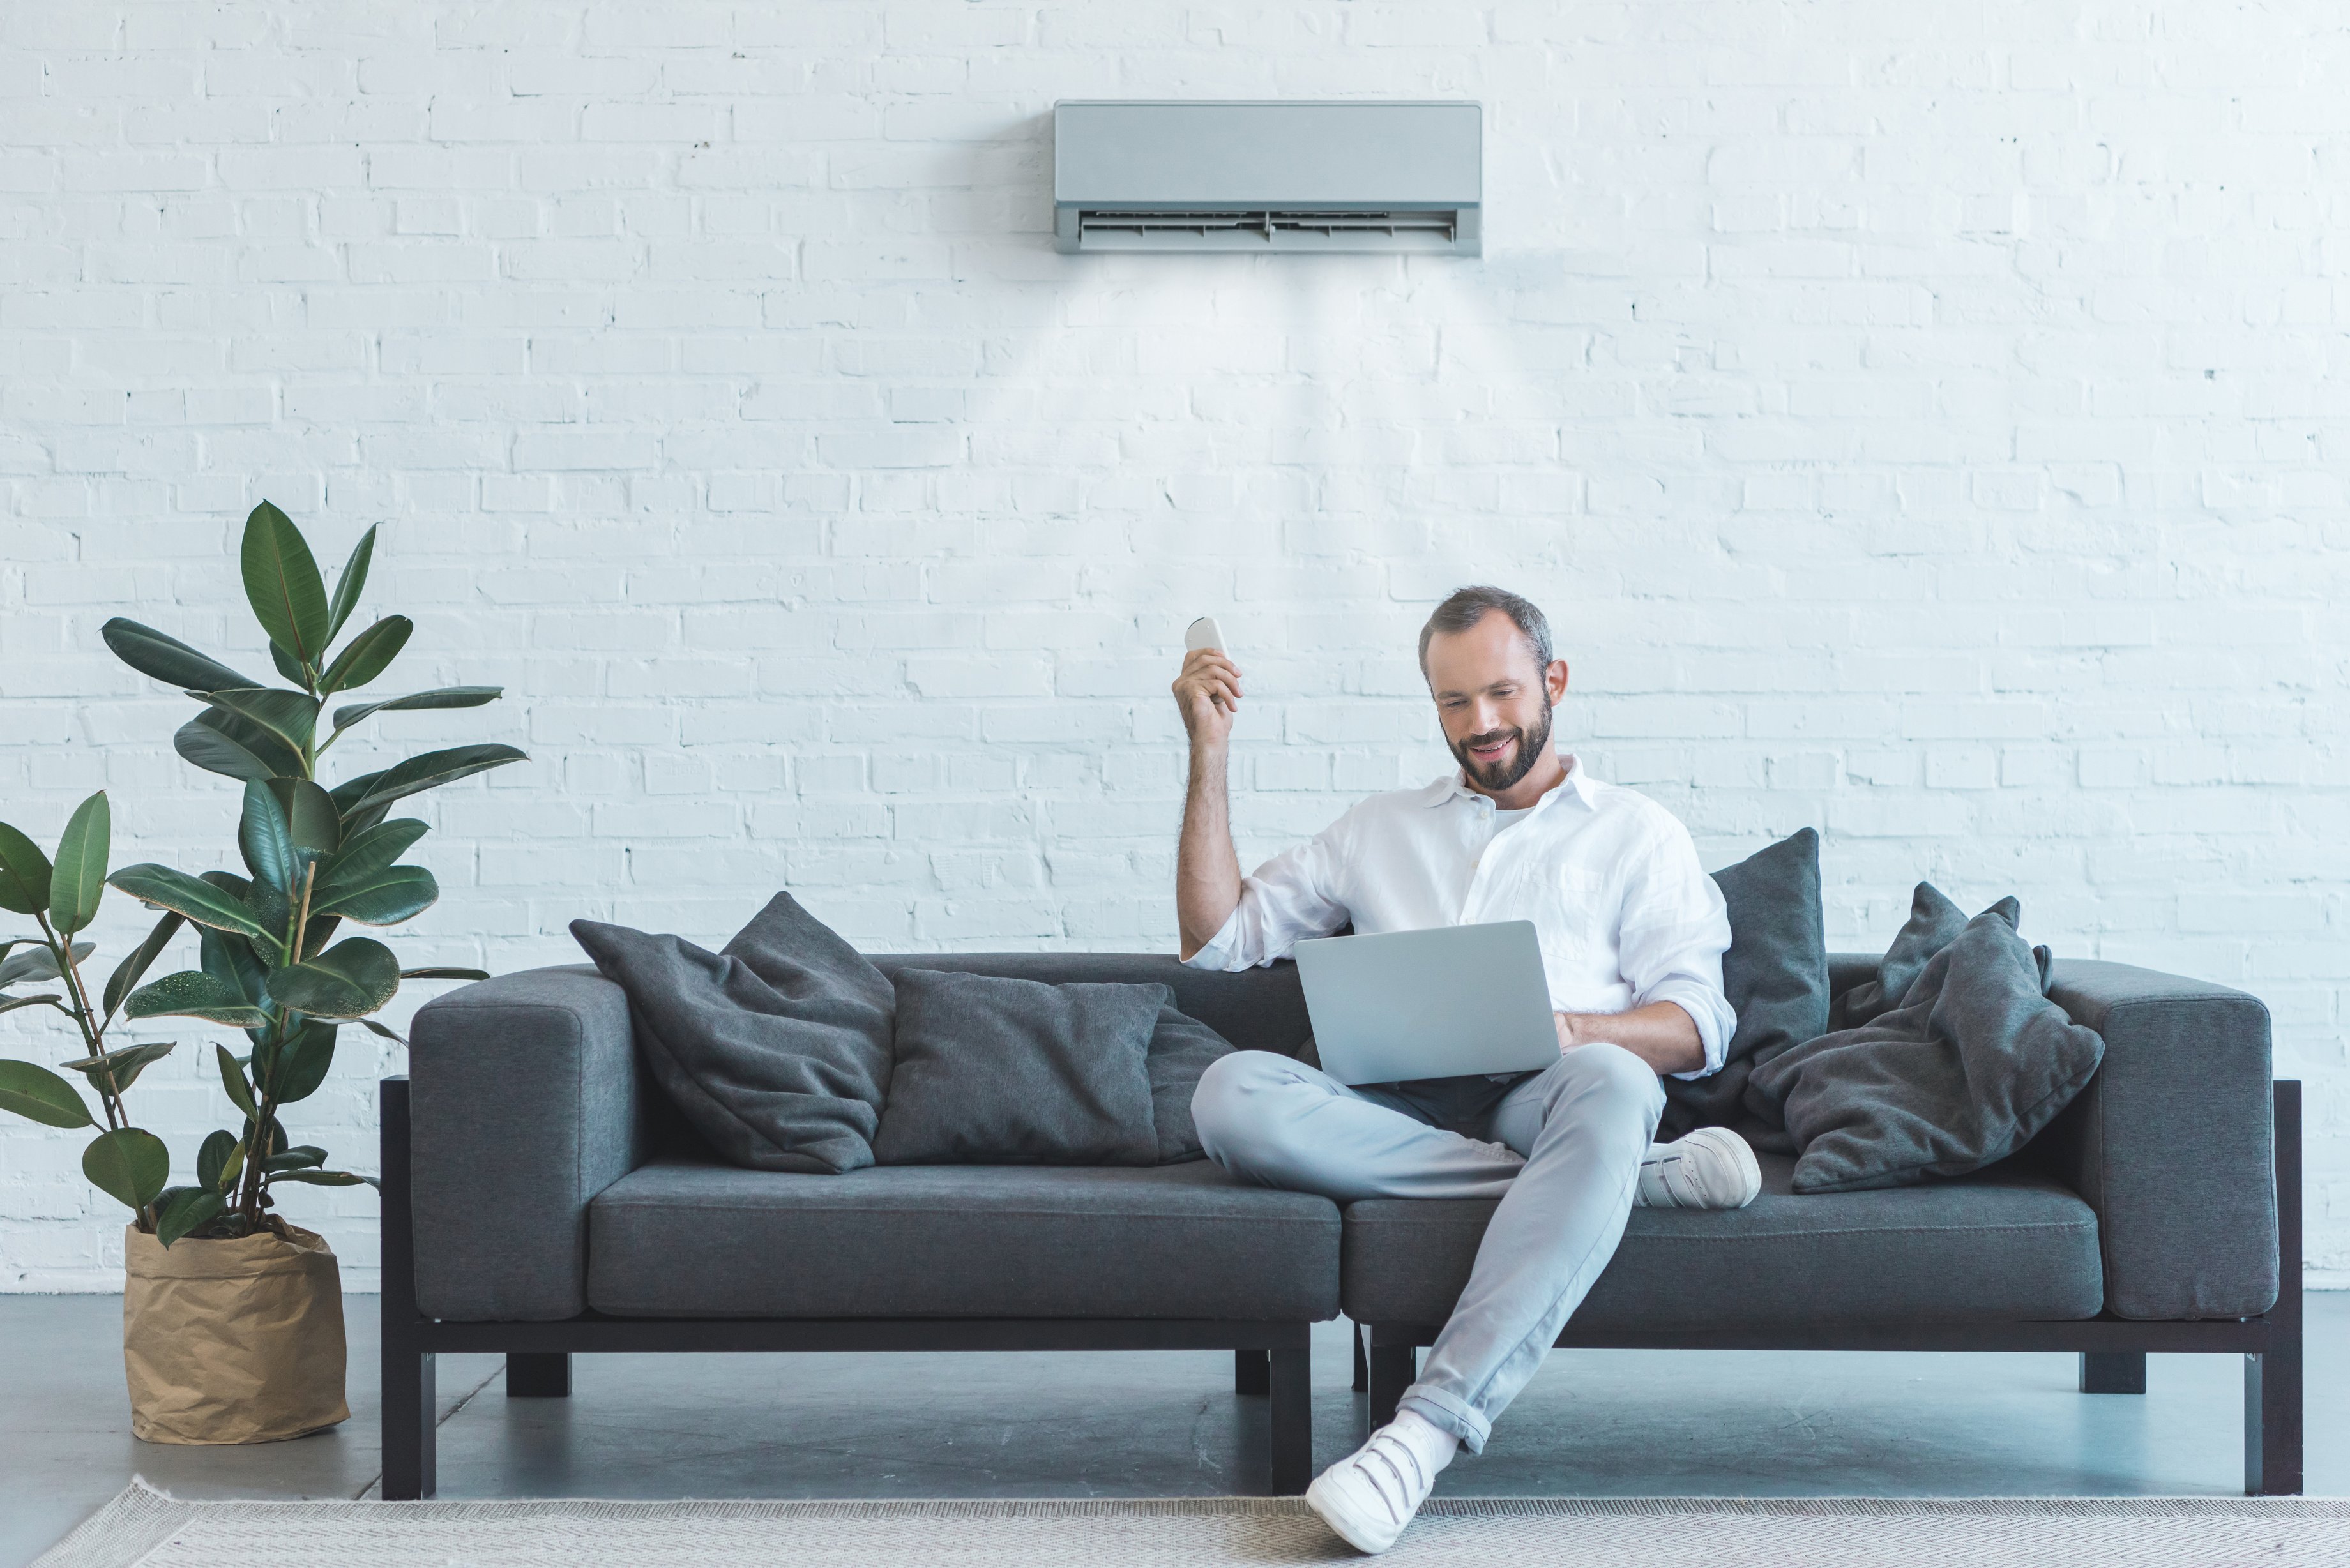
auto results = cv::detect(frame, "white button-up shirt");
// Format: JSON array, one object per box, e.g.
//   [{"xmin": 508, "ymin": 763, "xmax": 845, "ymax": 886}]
[{"xmin": 1186, "ymin": 754, "xmax": 1736, "ymax": 1080}]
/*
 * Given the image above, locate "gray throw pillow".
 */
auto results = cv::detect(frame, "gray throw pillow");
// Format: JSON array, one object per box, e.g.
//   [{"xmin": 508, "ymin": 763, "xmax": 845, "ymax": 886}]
[
  {"xmin": 1748, "ymin": 899, "xmax": 2102, "ymax": 1193},
  {"xmin": 1146, "ymin": 1000, "xmax": 1235, "ymax": 1163},
  {"xmin": 570, "ymin": 894, "xmax": 894, "ymax": 1174},
  {"xmin": 873, "ymin": 970, "xmax": 1162, "ymax": 1166},
  {"xmin": 1826, "ymin": 882, "xmax": 1976, "ymax": 1029},
  {"xmin": 1658, "ymin": 828, "xmax": 1828, "ymax": 1143}
]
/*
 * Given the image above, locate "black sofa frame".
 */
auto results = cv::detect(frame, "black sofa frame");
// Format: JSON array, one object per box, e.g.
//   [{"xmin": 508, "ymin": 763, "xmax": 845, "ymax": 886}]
[
  {"xmin": 377, "ymin": 1076, "xmax": 1315, "ymax": 1500},
  {"xmin": 381, "ymin": 1077, "xmax": 2301, "ymax": 1502}
]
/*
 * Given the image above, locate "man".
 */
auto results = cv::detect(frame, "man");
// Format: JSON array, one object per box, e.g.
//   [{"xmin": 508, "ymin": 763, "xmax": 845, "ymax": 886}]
[{"xmin": 1174, "ymin": 585, "xmax": 1760, "ymax": 1555}]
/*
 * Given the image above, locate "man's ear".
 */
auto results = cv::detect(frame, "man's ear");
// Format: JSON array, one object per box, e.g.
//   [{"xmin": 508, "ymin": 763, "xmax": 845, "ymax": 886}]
[{"xmin": 1545, "ymin": 658, "xmax": 1570, "ymax": 705}]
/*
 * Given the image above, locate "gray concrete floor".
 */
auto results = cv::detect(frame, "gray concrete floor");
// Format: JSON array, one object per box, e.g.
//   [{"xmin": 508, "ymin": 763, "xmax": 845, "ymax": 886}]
[{"xmin": 5, "ymin": 1293, "xmax": 2344, "ymax": 1565}]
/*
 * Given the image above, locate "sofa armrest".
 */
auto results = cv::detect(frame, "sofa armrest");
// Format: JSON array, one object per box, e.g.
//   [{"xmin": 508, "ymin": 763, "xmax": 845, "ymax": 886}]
[
  {"xmin": 2033, "ymin": 959, "xmax": 2277, "ymax": 1321},
  {"xmin": 407, "ymin": 964, "xmax": 643, "ymax": 1321}
]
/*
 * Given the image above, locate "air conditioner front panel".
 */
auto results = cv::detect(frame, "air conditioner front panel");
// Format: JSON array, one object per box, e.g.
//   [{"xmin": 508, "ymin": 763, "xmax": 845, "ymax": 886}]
[{"xmin": 1052, "ymin": 101, "xmax": 1482, "ymax": 255}]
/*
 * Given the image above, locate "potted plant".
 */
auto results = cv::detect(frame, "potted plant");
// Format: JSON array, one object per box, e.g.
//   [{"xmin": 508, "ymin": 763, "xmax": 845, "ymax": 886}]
[{"xmin": 0, "ymin": 501, "xmax": 524, "ymax": 1444}]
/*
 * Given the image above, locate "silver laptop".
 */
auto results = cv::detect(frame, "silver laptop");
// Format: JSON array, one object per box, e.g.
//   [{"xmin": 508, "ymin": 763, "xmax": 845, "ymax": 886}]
[{"xmin": 1292, "ymin": 921, "xmax": 1560, "ymax": 1086}]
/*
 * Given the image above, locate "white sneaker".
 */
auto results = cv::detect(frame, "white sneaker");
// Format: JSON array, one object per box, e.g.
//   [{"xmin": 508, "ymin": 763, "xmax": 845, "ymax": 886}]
[
  {"xmin": 1305, "ymin": 1419, "xmax": 1446, "ymax": 1554},
  {"xmin": 1637, "ymin": 1126, "xmax": 1762, "ymax": 1209}
]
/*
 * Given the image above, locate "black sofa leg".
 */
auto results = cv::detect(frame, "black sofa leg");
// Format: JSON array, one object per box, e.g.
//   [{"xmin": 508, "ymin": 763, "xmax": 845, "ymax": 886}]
[
  {"xmin": 508, "ymin": 1353, "xmax": 572, "ymax": 1398},
  {"xmin": 2246, "ymin": 1081, "xmax": 2303, "ymax": 1496},
  {"xmin": 383, "ymin": 1342, "xmax": 436, "ymax": 1500},
  {"xmin": 379, "ymin": 1077, "xmax": 436, "ymax": 1500},
  {"xmin": 2080, "ymin": 1352, "xmax": 2145, "ymax": 1394},
  {"xmin": 1268, "ymin": 1346, "xmax": 1312, "ymax": 1495},
  {"xmin": 1367, "ymin": 1339, "xmax": 1414, "ymax": 1430},
  {"xmin": 1352, "ymin": 1325, "xmax": 1368, "ymax": 1393},
  {"xmin": 1235, "ymin": 1348, "xmax": 1270, "ymax": 1396}
]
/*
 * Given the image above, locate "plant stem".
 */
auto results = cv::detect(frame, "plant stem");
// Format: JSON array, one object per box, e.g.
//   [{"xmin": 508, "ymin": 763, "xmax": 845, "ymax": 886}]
[
  {"xmin": 35, "ymin": 912, "xmax": 121, "ymax": 1132},
  {"xmin": 40, "ymin": 916, "xmax": 156, "ymax": 1231},
  {"xmin": 292, "ymin": 862, "xmax": 316, "ymax": 965}
]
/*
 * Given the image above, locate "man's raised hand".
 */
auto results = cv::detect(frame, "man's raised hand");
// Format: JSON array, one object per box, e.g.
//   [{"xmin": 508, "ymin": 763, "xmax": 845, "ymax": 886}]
[{"xmin": 1174, "ymin": 648, "xmax": 1243, "ymax": 746}]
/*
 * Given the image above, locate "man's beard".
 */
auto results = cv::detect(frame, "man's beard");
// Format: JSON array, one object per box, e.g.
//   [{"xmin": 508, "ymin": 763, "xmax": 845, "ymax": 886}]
[{"xmin": 1449, "ymin": 698, "xmax": 1554, "ymax": 794}]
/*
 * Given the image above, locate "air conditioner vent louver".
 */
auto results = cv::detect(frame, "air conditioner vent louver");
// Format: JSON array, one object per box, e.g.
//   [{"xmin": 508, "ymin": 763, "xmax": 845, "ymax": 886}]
[
  {"xmin": 1075, "ymin": 208, "xmax": 1464, "ymax": 251},
  {"xmin": 1054, "ymin": 102, "xmax": 1482, "ymax": 257}
]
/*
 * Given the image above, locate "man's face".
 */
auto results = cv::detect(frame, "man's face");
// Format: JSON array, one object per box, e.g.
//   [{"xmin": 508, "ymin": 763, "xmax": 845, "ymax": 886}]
[{"xmin": 1423, "ymin": 610, "xmax": 1570, "ymax": 794}]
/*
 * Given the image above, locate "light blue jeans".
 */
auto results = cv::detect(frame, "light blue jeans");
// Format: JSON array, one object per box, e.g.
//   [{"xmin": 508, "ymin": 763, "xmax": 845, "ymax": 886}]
[{"xmin": 1190, "ymin": 1044, "xmax": 1664, "ymax": 1453}]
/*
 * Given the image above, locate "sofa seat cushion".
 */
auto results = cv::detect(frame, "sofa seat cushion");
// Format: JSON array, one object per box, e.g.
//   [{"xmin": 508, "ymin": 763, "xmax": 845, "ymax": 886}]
[
  {"xmin": 1342, "ymin": 1153, "xmax": 2102, "ymax": 1331},
  {"xmin": 589, "ymin": 1157, "xmax": 1339, "ymax": 1321}
]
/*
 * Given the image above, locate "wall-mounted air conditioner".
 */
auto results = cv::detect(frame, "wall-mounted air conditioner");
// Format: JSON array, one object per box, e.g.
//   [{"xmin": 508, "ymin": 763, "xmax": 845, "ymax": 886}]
[{"xmin": 1052, "ymin": 101, "xmax": 1482, "ymax": 256}]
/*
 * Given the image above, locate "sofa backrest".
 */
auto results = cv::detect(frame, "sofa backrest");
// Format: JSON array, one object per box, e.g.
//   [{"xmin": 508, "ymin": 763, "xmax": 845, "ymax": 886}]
[{"xmin": 632, "ymin": 951, "xmax": 1315, "ymax": 1161}]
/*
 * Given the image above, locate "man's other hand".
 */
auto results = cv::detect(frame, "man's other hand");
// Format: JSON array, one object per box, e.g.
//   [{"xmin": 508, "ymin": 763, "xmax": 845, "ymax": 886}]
[{"xmin": 1174, "ymin": 649, "xmax": 1243, "ymax": 746}]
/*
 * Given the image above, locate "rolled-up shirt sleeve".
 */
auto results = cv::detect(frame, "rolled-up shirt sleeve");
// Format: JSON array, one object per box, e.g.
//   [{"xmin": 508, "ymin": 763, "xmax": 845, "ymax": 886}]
[
  {"xmin": 1185, "ymin": 816, "xmax": 1353, "ymax": 972},
  {"xmin": 1616, "ymin": 819, "xmax": 1738, "ymax": 1079}
]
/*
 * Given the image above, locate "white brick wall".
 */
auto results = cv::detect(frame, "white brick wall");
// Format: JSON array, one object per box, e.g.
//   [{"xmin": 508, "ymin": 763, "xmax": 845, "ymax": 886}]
[{"xmin": 2, "ymin": 2, "xmax": 2345, "ymax": 1291}]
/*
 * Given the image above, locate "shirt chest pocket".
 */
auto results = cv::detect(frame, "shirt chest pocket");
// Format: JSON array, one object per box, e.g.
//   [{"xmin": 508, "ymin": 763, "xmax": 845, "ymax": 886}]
[
  {"xmin": 1533, "ymin": 868, "xmax": 1612, "ymax": 959},
  {"xmin": 1475, "ymin": 856, "xmax": 1609, "ymax": 933}
]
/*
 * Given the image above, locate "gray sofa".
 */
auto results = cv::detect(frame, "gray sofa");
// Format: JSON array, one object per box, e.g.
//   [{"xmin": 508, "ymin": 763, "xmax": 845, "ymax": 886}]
[{"xmin": 380, "ymin": 949, "xmax": 2300, "ymax": 1500}]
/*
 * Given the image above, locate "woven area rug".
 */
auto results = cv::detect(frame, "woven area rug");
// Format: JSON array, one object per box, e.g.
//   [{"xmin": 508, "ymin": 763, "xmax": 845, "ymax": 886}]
[{"xmin": 38, "ymin": 1481, "xmax": 2350, "ymax": 1567}]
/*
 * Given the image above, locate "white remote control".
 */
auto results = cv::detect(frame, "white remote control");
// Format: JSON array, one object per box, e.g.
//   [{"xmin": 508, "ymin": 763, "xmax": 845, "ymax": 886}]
[{"xmin": 1184, "ymin": 616, "xmax": 1227, "ymax": 654}]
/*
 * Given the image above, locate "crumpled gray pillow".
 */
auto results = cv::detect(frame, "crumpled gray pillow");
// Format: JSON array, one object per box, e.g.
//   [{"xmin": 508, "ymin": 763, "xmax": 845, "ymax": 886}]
[
  {"xmin": 571, "ymin": 893, "xmax": 895, "ymax": 1174},
  {"xmin": 874, "ymin": 970, "xmax": 1163, "ymax": 1166},
  {"xmin": 1748, "ymin": 892, "xmax": 2101, "ymax": 1194},
  {"xmin": 1827, "ymin": 882, "xmax": 1976, "ymax": 1029}
]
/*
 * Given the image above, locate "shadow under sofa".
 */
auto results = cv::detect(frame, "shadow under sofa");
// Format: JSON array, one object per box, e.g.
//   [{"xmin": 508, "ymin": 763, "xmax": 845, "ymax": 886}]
[{"xmin": 381, "ymin": 949, "xmax": 2300, "ymax": 1500}]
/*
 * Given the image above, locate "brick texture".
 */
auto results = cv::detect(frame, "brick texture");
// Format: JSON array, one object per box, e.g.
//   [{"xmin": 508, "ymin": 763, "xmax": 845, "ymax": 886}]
[{"xmin": 1, "ymin": 3, "xmax": 2345, "ymax": 1290}]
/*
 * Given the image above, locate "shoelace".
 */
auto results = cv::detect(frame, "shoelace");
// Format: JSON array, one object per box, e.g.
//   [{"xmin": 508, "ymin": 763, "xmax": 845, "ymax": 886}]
[{"xmin": 1348, "ymin": 1431, "xmax": 1430, "ymax": 1525}]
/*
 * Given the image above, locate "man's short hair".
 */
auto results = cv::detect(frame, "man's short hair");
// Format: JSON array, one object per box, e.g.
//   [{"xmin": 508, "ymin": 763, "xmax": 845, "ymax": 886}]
[{"xmin": 1417, "ymin": 585, "xmax": 1554, "ymax": 679}]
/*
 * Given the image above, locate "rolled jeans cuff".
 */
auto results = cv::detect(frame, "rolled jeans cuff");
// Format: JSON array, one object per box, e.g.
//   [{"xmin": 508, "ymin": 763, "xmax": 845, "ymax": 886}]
[{"xmin": 1396, "ymin": 1381, "xmax": 1492, "ymax": 1454}]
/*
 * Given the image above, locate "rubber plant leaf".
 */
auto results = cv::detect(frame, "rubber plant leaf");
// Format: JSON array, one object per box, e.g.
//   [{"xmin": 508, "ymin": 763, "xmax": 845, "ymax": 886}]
[
  {"xmin": 318, "ymin": 819, "xmax": 427, "ymax": 891},
  {"xmin": 155, "ymin": 1187, "xmax": 227, "ymax": 1248},
  {"xmin": 333, "ymin": 744, "xmax": 527, "ymax": 822},
  {"xmin": 107, "ymin": 864, "xmax": 272, "ymax": 943},
  {"xmin": 0, "ymin": 822, "xmax": 53, "ymax": 916},
  {"xmin": 125, "ymin": 970, "xmax": 273, "ymax": 1029},
  {"xmin": 317, "ymin": 615, "xmax": 412, "ymax": 698},
  {"xmin": 268, "ymin": 1021, "xmax": 338, "ymax": 1104},
  {"xmin": 215, "ymin": 1044, "xmax": 258, "ymax": 1117},
  {"xmin": 325, "ymin": 524, "xmax": 377, "ymax": 644},
  {"xmin": 0, "ymin": 940, "xmax": 91, "ymax": 989},
  {"xmin": 240, "ymin": 501, "xmax": 331, "ymax": 668},
  {"xmin": 312, "ymin": 864, "xmax": 437, "ymax": 927},
  {"xmin": 102, "ymin": 910, "xmax": 186, "ymax": 1023},
  {"xmin": 57, "ymin": 1041, "xmax": 177, "ymax": 1096},
  {"xmin": 174, "ymin": 709, "xmax": 303, "ymax": 784},
  {"xmin": 269, "ymin": 779, "xmax": 342, "ymax": 858},
  {"xmin": 0, "ymin": 1059, "xmax": 95, "ymax": 1129},
  {"xmin": 100, "ymin": 617, "xmax": 255, "ymax": 694},
  {"xmin": 47, "ymin": 791, "xmax": 109, "ymax": 935},
  {"xmin": 266, "ymin": 939, "xmax": 399, "ymax": 1020},
  {"xmin": 196, "ymin": 1129, "xmax": 239, "ymax": 1193},
  {"xmin": 331, "ymin": 686, "xmax": 501, "ymax": 732},
  {"xmin": 191, "ymin": 688, "xmax": 319, "ymax": 757},
  {"xmin": 83, "ymin": 1127, "xmax": 171, "ymax": 1211},
  {"xmin": 198, "ymin": 924, "xmax": 271, "ymax": 1014}
]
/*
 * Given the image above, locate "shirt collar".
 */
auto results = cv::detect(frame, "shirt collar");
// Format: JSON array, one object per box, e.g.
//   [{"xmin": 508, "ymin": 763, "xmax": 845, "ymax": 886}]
[{"xmin": 1421, "ymin": 752, "xmax": 1595, "ymax": 813}]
